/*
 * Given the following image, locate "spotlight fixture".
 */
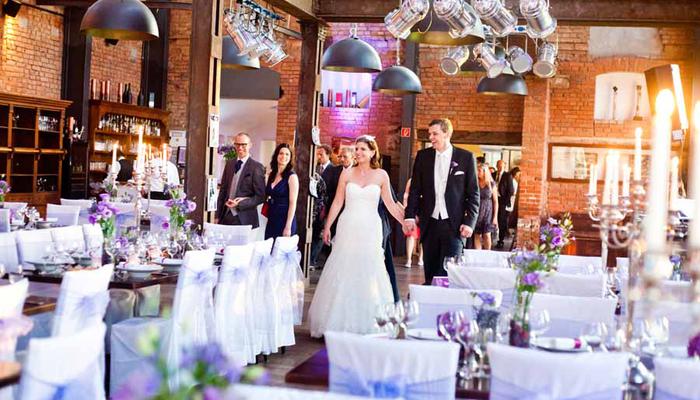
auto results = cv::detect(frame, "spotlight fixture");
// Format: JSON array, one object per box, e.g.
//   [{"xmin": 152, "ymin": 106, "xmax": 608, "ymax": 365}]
[
  {"xmin": 373, "ymin": 39, "xmax": 422, "ymax": 95},
  {"xmin": 322, "ymin": 24, "xmax": 382, "ymax": 73},
  {"xmin": 473, "ymin": 43, "xmax": 507, "ymax": 78},
  {"xmin": 223, "ymin": 1, "xmax": 288, "ymax": 67},
  {"xmin": 533, "ymin": 42, "xmax": 557, "ymax": 78},
  {"xmin": 384, "ymin": 0, "xmax": 430, "ymax": 40},
  {"xmin": 519, "ymin": 0, "xmax": 557, "ymax": 39},
  {"xmin": 440, "ymin": 46, "xmax": 470, "ymax": 76},
  {"xmin": 471, "ymin": 0, "xmax": 517, "ymax": 37},
  {"xmin": 434, "ymin": 0, "xmax": 480, "ymax": 40},
  {"xmin": 2, "ymin": 0, "xmax": 21, "ymax": 18},
  {"xmin": 80, "ymin": 0, "xmax": 159, "ymax": 41},
  {"xmin": 507, "ymin": 46, "xmax": 532, "ymax": 74}
]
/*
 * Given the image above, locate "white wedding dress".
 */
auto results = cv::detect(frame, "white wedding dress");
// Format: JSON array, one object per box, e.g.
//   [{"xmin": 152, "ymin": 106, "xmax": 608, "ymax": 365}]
[{"xmin": 309, "ymin": 182, "xmax": 393, "ymax": 338}]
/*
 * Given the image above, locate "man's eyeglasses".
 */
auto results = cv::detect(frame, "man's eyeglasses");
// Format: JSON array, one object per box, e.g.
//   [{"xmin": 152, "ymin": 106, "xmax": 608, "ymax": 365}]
[{"xmin": 233, "ymin": 143, "xmax": 249, "ymax": 147}]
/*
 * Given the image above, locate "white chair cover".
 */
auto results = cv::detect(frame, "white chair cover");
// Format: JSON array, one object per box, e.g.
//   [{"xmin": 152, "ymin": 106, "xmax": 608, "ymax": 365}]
[
  {"xmin": 462, "ymin": 249, "xmax": 509, "ymax": 268},
  {"xmin": 60, "ymin": 199, "xmax": 93, "ymax": 225},
  {"xmin": 408, "ymin": 284, "xmax": 503, "ymax": 329},
  {"xmin": 325, "ymin": 331, "xmax": 460, "ymax": 399},
  {"xmin": 228, "ymin": 384, "xmax": 368, "ymax": 399},
  {"xmin": 203, "ymin": 223, "xmax": 252, "ymax": 248},
  {"xmin": 270, "ymin": 235, "xmax": 301, "ymax": 346},
  {"xmin": 447, "ymin": 266, "xmax": 517, "ymax": 310},
  {"xmin": 15, "ymin": 229, "xmax": 53, "ymax": 269},
  {"xmin": 82, "ymin": 223, "xmax": 104, "ymax": 253},
  {"xmin": 18, "ymin": 323, "xmax": 106, "ymax": 400},
  {"xmin": 50, "ymin": 226, "xmax": 85, "ymax": 253},
  {"xmin": 2, "ymin": 202, "xmax": 27, "ymax": 212},
  {"xmin": 530, "ymin": 293, "xmax": 616, "ymax": 338},
  {"xmin": 633, "ymin": 300, "xmax": 693, "ymax": 346},
  {"xmin": 556, "ymin": 255, "xmax": 603, "ymax": 275},
  {"xmin": 0, "ymin": 278, "xmax": 28, "ymax": 359},
  {"xmin": 142, "ymin": 199, "xmax": 167, "ymax": 208},
  {"xmin": 0, "ymin": 232, "xmax": 19, "ymax": 272},
  {"xmin": 487, "ymin": 343, "xmax": 629, "ymax": 400},
  {"xmin": 51, "ymin": 265, "xmax": 113, "ymax": 337},
  {"xmin": 541, "ymin": 273, "xmax": 606, "ymax": 298},
  {"xmin": 655, "ymin": 357, "xmax": 700, "ymax": 400},
  {"xmin": 250, "ymin": 238, "xmax": 276, "ymax": 355},
  {"xmin": 0, "ymin": 209, "xmax": 10, "ymax": 233},
  {"xmin": 46, "ymin": 204, "xmax": 80, "ymax": 227},
  {"xmin": 148, "ymin": 204, "xmax": 170, "ymax": 234},
  {"xmin": 113, "ymin": 202, "xmax": 137, "ymax": 228},
  {"xmin": 215, "ymin": 243, "xmax": 255, "ymax": 366}
]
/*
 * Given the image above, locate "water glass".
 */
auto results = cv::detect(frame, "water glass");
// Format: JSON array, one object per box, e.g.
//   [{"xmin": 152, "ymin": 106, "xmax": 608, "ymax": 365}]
[
  {"xmin": 0, "ymin": 263, "xmax": 5, "ymax": 280},
  {"xmin": 403, "ymin": 300, "xmax": 419, "ymax": 327},
  {"xmin": 581, "ymin": 322, "xmax": 608, "ymax": 352},
  {"xmin": 8, "ymin": 264, "xmax": 23, "ymax": 283},
  {"xmin": 496, "ymin": 311, "xmax": 512, "ymax": 344},
  {"xmin": 643, "ymin": 317, "xmax": 669, "ymax": 354},
  {"xmin": 374, "ymin": 303, "xmax": 390, "ymax": 332},
  {"xmin": 529, "ymin": 309, "xmax": 550, "ymax": 340},
  {"xmin": 442, "ymin": 256, "xmax": 462, "ymax": 272}
]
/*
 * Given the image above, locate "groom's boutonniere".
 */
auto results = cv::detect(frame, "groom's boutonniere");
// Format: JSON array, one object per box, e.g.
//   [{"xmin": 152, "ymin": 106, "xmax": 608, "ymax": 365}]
[{"xmin": 449, "ymin": 161, "xmax": 459, "ymax": 175}]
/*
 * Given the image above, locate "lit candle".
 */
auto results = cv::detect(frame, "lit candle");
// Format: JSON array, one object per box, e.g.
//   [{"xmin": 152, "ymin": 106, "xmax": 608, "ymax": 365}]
[
  {"xmin": 162, "ymin": 143, "xmax": 167, "ymax": 166},
  {"xmin": 670, "ymin": 156, "xmax": 679, "ymax": 211},
  {"xmin": 634, "ymin": 127, "xmax": 642, "ymax": 181},
  {"xmin": 137, "ymin": 125, "xmax": 144, "ymax": 173},
  {"xmin": 111, "ymin": 142, "xmax": 118, "ymax": 174},
  {"xmin": 645, "ymin": 89, "xmax": 674, "ymax": 253},
  {"xmin": 588, "ymin": 163, "xmax": 597, "ymax": 196},
  {"xmin": 622, "ymin": 163, "xmax": 630, "ymax": 197},
  {"xmin": 689, "ymin": 103, "xmax": 700, "ymax": 248},
  {"xmin": 611, "ymin": 151, "xmax": 620, "ymax": 205},
  {"xmin": 602, "ymin": 151, "xmax": 612, "ymax": 205}
]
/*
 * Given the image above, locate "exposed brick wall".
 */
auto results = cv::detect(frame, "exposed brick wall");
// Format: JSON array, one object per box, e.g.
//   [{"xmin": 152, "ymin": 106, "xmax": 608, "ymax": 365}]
[
  {"xmin": 0, "ymin": 5, "xmax": 63, "ymax": 99},
  {"xmin": 90, "ymin": 38, "xmax": 142, "ymax": 103},
  {"xmin": 272, "ymin": 37, "xmax": 301, "ymax": 146},
  {"xmin": 166, "ymin": 9, "xmax": 191, "ymax": 131},
  {"xmin": 318, "ymin": 23, "xmax": 404, "ymax": 185}
]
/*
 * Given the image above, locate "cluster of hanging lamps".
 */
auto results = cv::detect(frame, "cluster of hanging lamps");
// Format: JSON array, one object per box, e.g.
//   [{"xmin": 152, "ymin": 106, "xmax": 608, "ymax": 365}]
[{"xmin": 80, "ymin": 0, "xmax": 159, "ymax": 41}]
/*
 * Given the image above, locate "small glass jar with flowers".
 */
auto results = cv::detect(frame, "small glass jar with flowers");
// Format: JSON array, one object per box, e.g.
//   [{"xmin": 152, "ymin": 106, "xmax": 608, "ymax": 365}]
[
  {"xmin": 508, "ymin": 249, "xmax": 550, "ymax": 348},
  {"xmin": 0, "ymin": 180, "xmax": 11, "ymax": 206}
]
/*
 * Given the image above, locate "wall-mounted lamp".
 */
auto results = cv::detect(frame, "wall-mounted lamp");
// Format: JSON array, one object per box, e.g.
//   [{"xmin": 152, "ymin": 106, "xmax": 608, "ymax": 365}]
[{"xmin": 2, "ymin": 0, "xmax": 22, "ymax": 18}]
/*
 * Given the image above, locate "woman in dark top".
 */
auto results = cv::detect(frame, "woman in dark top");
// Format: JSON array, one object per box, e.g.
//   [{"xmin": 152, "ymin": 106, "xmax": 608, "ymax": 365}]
[
  {"xmin": 474, "ymin": 163, "xmax": 498, "ymax": 250},
  {"xmin": 264, "ymin": 143, "xmax": 299, "ymax": 239}
]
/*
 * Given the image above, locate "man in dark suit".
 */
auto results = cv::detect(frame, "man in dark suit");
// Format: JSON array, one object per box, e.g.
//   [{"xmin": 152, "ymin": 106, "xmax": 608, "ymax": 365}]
[
  {"xmin": 215, "ymin": 132, "xmax": 266, "ymax": 228},
  {"xmin": 492, "ymin": 159, "xmax": 505, "ymax": 184},
  {"xmin": 310, "ymin": 145, "xmax": 343, "ymax": 268},
  {"xmin": 379, "ymin": 186, "xmax": 400, "ymax": 302},
  {"xmin": 404, "ymin": 118, "xmax": 480, "ymax": 284},
  {"xmin": 495, "ymin": 166, "xmax": 518, "ymax": 248}
]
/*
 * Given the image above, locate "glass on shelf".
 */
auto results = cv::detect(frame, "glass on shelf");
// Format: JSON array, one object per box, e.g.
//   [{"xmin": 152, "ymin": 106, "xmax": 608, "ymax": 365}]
[
  {"xmin": 97, "ymin": 113, "xmax": 162, "ymax": 136},
  {"xmin": 38, "ymin": 112, "xmax": 60, "ymax": 132}
]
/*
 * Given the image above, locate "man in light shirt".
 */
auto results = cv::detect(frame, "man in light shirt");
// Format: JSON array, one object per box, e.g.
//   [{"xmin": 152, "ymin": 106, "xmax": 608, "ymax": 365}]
[{"xmin": 149, "ymin": 146, "xmax": 181, "ymax": 199}]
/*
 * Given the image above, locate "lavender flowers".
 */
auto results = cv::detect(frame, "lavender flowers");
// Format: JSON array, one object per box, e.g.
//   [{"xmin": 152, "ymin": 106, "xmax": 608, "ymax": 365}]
[
  {"xmin": 165, "ymin": 192, "xmax": 196, "ymax": 232},
  {"xmin": 0, "ymin": 180, "xmax": 11, "ymax": 202},
  {"xmin": 88, "ymin": 193, "xmax": 117, "ymax": 239}
]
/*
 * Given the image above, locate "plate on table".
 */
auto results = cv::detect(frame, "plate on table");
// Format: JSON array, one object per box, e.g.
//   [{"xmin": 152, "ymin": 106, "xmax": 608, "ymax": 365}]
[
  {"xmin": 153, "ymin": 258, "xmax": 183, "ymax": 272},
  {"xmin": 532, "ymin": 337, "xmax": 588, "ymax": 353},
  {"xmin": 407, "ymin": 328, "xmax": 442, "ymax": 341},
  {"xmin": 117, "ymin": 263, "xmax": 163, "ymax": 278},
  {"xmin": 25, "ymin": 258, "xmax": 71, "ymax": 273}
]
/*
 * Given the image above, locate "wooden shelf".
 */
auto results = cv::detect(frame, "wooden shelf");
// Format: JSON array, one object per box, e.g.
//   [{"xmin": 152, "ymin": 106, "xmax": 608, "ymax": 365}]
[
  {"xmin": 39, "ymin": 130, "xmax": 60, "ymax": 134},
  {"xmin": 12, "ymin": 148, "xmax": 39, "ymax": 154},
  {"xmin": 12, "ymin": 127, "xmax": 36, "ymax": 132},
  {"xmin": 94, "ymin": 130, "xmax": 132, "ymax": 137}
]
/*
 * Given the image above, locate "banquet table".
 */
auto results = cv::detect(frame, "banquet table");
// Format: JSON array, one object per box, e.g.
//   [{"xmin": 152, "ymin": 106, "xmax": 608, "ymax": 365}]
[
  {"xmin": 0, "ymin": 362, "xmax": 20, "ymax": 389},
  {"xmin": 22, "ymin": 295, "xmax": 56, "ymax": 316},
  {"xmin": 22, "ymin": 270, "xmax": 179, "ymax": 290},
  {"xmin": 284, "ymin": 348, "xmax": 490, "ymax": 399}
]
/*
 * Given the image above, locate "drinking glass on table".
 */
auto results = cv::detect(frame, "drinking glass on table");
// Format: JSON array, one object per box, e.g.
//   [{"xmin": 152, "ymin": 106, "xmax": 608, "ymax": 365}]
[
  {"xmin": 496, "ymin": 311, "xmax": 512, "ymax": 344},
  {"xmin": 643, "ymin": 317, "xmax": 669, "ymax": 355},
  {"xmin": 8, "ymin": 264, "xmax": 23, "ymax": 283},
  {"xmin": 529, "ymin": 309, "xmax": 550, "ymax": 341},
  {"xmin": 455, "ymin": 319, "xmax": 480, "ymax": 380},
  {"xmin": 581, "ymin": 322, "xmax": 608, "ymax": 352},
  {"xmin": 403, "ymin": 299, "xmax": 419, "ymax": 328},
  {"xmin": 374, "ymin": 303, "xmax": 391, "ymax": 334}
]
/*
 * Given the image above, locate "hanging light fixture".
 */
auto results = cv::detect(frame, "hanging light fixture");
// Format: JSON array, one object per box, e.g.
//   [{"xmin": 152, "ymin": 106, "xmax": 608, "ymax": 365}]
[
  {"xmin": 322, "ymin": 24, "xmax": 382, "ymax": 73},
  {"xmin": 80, "ymin": 0, "xmax": 159, "ymax": 40},
  {"xmin": 471, "ymin": 0, "xmax": 516, "ymax": 37},
  {"xmin": 440, "ymin": 46, "xmax": 470, "ymax": 76},
  {"xmin": 222, "ymin": 35, "xmax": 260, "ymax": 70},
  {"xmin": 434, "ymin": 0, "xmax": 480, "ymax": 40},
  {"xmin": 373, "ymin": 39, "xmax": 423, "ymax": 95},
  {"xmin": 407, "ymin": 1, "xmax": 485, "ymax": 46},
  {"xmin": 477, "ymin": 72, "xmax": 528, "ymax": 96},
  {"xmin": 473, "ymin": 42, "xmax": 507, "ymax": 78},
  {"xmin": 533, "ymin": 42, "xmax": 557, "ymax": 78},
  {"xmin": 520, "ymin": 0, "xmax": 557, "ymax": 39},
  {"xmin": 384, "ymin": 0, "xmax": 431, "ymax": 40},
  {"xmin": 507, "ymin": 46, "xmax": 532, "ymax": 74}
]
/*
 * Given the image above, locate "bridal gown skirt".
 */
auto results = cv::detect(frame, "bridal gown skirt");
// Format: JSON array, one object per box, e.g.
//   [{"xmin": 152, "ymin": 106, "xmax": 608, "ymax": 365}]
[{"xmin": 308, "ymin": 183, "xmax": 393, "ymax": 338}]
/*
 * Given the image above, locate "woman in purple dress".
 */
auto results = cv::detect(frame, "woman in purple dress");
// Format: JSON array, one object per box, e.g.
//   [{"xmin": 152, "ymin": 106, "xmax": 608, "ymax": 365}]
[
  {"xmin": 474, "ymin": 163, "xmax": 498, "ymax": 250},
  {"xmin": 264, "ymin": 143, "xmax": 299, "ymax": 239}
]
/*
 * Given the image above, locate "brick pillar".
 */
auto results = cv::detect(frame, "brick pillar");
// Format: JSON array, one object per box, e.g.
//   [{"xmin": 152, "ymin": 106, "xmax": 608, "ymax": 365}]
[{"xmin": 517, "ymin": 77, "xmax": 551, "ymax": 246}]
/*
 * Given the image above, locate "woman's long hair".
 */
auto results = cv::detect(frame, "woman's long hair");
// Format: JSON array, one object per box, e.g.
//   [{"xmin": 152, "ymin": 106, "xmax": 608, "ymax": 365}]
[
  {"xmin": 478, "ymin": 163, "xmax": 493, "ymax": 186},
  {"xmin": 355, "ymin": 135, "xmax": 382, "ymax": 169},
  {"xmin": 268, "ymin": 143, "xmax": 294, "ymax": 186}
]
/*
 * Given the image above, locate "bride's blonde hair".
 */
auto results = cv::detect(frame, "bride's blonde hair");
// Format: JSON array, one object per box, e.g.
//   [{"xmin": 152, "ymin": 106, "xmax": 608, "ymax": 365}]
[{"xmin": 355, "ymin": 135, "xmax": 382, "ymax": 169}]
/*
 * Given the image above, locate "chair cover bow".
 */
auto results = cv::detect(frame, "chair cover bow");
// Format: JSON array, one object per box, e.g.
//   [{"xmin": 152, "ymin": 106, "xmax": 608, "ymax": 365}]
[
  {"xmin": 220, "ymin": 266, "xmax": 247, "ymax": 283},
  {"xmin": 279, "ymin": 249, "xmax": 301, "ymax": 265},
  {"xmin": 58, "ymin": 291, "xmax": 110, "ymax": 322},
  {"xmin": 330, "ymin": 364, "xmax": 453, "ymax": 399},
  {"xmin": 185, "ymin": 269, "xmax": 216, "ymax": 286}
]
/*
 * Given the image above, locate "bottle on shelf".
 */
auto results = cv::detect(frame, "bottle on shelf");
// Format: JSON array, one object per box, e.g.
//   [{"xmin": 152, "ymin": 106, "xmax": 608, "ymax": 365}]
[
  {"xmin": 137, "ymin": 88, "xmax": 145, "ymax": 107},
  {"xmin": 117, "ymin": 83, "xmax": 124, "ymax": 103},
  {"xmin": 122, "ymin": 84, "xmax": 129, "ymax": 104}
]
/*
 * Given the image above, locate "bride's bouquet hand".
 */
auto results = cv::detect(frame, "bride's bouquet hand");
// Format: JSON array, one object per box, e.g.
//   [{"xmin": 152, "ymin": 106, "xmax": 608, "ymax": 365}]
[{"xmin": 322, "ymin": 228, "xmax": 332, "ymax": 245}]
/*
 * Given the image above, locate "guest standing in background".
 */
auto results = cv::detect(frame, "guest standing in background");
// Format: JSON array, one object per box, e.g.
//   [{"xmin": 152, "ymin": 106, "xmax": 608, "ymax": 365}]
[
  {"xmin": 148, "ymin": 146, "xmax": 180, "ymax": 200},
  {"xmin": 492, "ymin": 159, "xmax": 506, "ymax": 184},
  {"xmin": 310, "ymin": 145, "xmax": 342, "ymax": 269},
  {"xmin": 495, "ymin": 166, "xmax": 519, "ymax": 249},
  {"xmin": 338, "ymin": 147, "xmax": 355, "ymax": 171},
  {"xmin": 474, "ymin": 163, "xmax": 498, "ymax": 250},
  {"xmin": 402, "ymin": 178, "xmax": 423, "ymax": 268},
  {"xmin": 264, "ymin": 143, "xmax": 299, "ymax": 239},
  {"xmin": 114, "ymin": 148, "xmax": 133, "ymax": 183},
  {"xmin": 215, "ymin": 132, "xmax": 265, "ymax": 228}
]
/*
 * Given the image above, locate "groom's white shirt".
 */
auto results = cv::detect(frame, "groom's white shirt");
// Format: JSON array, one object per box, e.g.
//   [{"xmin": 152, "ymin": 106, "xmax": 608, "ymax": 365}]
[{"xmin": 432, "ymin": 144, "xmax": 453, "ymax": 220}]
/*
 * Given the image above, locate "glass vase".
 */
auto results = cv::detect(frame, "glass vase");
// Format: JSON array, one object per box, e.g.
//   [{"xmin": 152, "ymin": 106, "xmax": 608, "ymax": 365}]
[
  {"xmin": 546, "ymin": 253, "xmax": 559, "ymax": 271},
  {"xmin": 509, "ymin": 292, "xmax": 532, "ymax": 348}
]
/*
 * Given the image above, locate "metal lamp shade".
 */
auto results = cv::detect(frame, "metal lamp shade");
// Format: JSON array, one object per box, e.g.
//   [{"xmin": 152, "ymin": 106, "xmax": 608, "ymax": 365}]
[
  {"xmin": 477, "ymin": 74, "xmax": 528, "ymax": 96},
  {"xmin": 321, "ymin": 37, "xmax": 382, "ymax": 73},
  {"xmin": 80, "ymin": 0, "xmax": 159, "ymax": 40},
  {"xmin": 222, "ymin": 36, "xmax": 260, "ymax": 70},
  {"xmin": 408, "ymin": 9, "xmax": 485, "ymax": 46},
  {"xmin": 373, "ymin": 65, "xmax": 423, "ymax": 95},
  {"xmin": 459, "ymin": 45, "xmax": 505, "ymax": 75}
]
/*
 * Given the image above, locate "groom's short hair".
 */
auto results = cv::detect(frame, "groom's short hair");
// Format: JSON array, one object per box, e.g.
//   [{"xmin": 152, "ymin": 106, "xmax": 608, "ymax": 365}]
[{"xmin": 428, "ymin": 118, "xmax": 453, "ymax": 135}]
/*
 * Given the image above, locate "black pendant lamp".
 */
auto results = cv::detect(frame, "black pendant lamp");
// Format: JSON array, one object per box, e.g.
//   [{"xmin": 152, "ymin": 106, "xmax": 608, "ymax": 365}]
[
  {"xmin": 477, "ymin": 73, "xmax": 528, "ymax": 96},
  {"xmin": 407, "ymin": 2, "xmax": 485, "ymax": 46},
  {"xmin": 322, "ymin": 24, "xmax": 382, "ymax": 73},
  {"xmin": 222, "ymin": 35, "xmax": 260, "ymax": 70},
  {"xmin": 373, "ymin": 39, "xmax": 422, "ymax": 95},
  {"xmin": 80, "ymin": 0, "xmax": 159, "ymax": 41}
]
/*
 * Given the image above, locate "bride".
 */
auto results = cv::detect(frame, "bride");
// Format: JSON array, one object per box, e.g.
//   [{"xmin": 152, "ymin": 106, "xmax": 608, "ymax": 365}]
[{"xmin": 308, "ymin": 135, "xmax": 405, "ymax": 338}]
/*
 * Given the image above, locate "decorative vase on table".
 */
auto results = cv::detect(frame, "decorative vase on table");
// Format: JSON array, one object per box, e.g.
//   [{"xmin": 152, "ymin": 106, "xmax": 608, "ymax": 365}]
[
  {"xmin": 88, "ymin": 194, "xmax": 118, "ymax": 264},
  {"xmin": 471, "ymin": 292, "xmax": 500, "ymax": 333},
  {"xmin": 0, "ymin": 179, "xmax": 11, "ymax": 209},
  {"xmin": 509, "ymin": 292, "xmax": 532, "ymax": 348},
  {"xmin": 538, "ymin": 213, "xmax": 574, "ymax": 271},
  {"xmin": 507, "ymin": 250, "xmax": 548, "ymax": 348}
]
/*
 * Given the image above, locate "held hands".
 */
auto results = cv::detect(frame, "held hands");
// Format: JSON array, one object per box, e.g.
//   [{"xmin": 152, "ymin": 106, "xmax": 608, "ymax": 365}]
[
  {"xmin": 322, "ymin": 228, "xmax": 332, "ymax": 245},
  {"xmin": 460, "ymin": 225, "xmax": 474, "ymax": 238},
  {"xmin": 403, "ymin": 219, "xmax": 417, "ymax": 235}
]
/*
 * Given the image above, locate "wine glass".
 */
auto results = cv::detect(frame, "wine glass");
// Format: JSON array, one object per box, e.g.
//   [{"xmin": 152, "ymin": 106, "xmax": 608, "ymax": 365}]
[
  {"xmin": 437, "ymin": 311, "xmax": 464, "ymax": 341},
  {"xmin": 375, "ymin": 303, "xmax": 390, "ymax": 334},
  {"xmin": 403, "ymin": 300, "xmax": 419, "ymax": 328},
  {"xmin": 529, "ymin": 309, "xmax": 550, "ymax": 342},
  {"xmin": 496, "ymin": 311, "xmax": 512, "ymax": 344},
  {"xmin": 8, "ymin": 264, "xmax": 23, "ymax": 283},
  {"xmin": 454, "ymin": 319, "xmax": 480, "ymax": 380},
  {"xmin": 581, "ymin": 322, "xmax": 608, "ymax": 352},
  {"xmin": 643, "ymin": 317, "xmax": 670, "ymax": 355},
  {"xmin": 442, "ymin": 256, "xmax": 462, "ymax": 272}
]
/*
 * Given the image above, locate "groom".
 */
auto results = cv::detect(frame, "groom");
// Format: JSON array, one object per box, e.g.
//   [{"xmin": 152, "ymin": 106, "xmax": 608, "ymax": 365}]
[{"xmin": 404, "ymin": 118, "xmax": 480, "ymax": 284}]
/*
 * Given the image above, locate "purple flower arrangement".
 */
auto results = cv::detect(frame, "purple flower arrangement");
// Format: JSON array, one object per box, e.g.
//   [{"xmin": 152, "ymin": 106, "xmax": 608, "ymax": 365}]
[
  {"xmin": 165, "ymin": 191, "xmax": 197, "ymax": 232},
  {"xmin": 217, "ymin": 145, "xmax": 237, "ymax": 161},
  {"xmin": 688, "ymin": 332, "xmax": 700, "ymax": 358},
  {"xmin": 0, "ymin": 180, "xmax": 10, "ymax": 202},
  {"xmin": 539, "ymin": 213, "xmax": 575, "ymax": 269},
  {"xmin": 471, "ymin": 292, "xmax": 500, "ymax": 332},
  {"xmin": 88, "ymin": 193, "xmax": 117, "ymax": 239}
]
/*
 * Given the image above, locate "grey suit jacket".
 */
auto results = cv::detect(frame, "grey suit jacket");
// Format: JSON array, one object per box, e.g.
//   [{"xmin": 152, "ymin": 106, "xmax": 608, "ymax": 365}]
[{"xmin": 216, "ymin": 158, "xmax": 266, "ymax": 228}]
